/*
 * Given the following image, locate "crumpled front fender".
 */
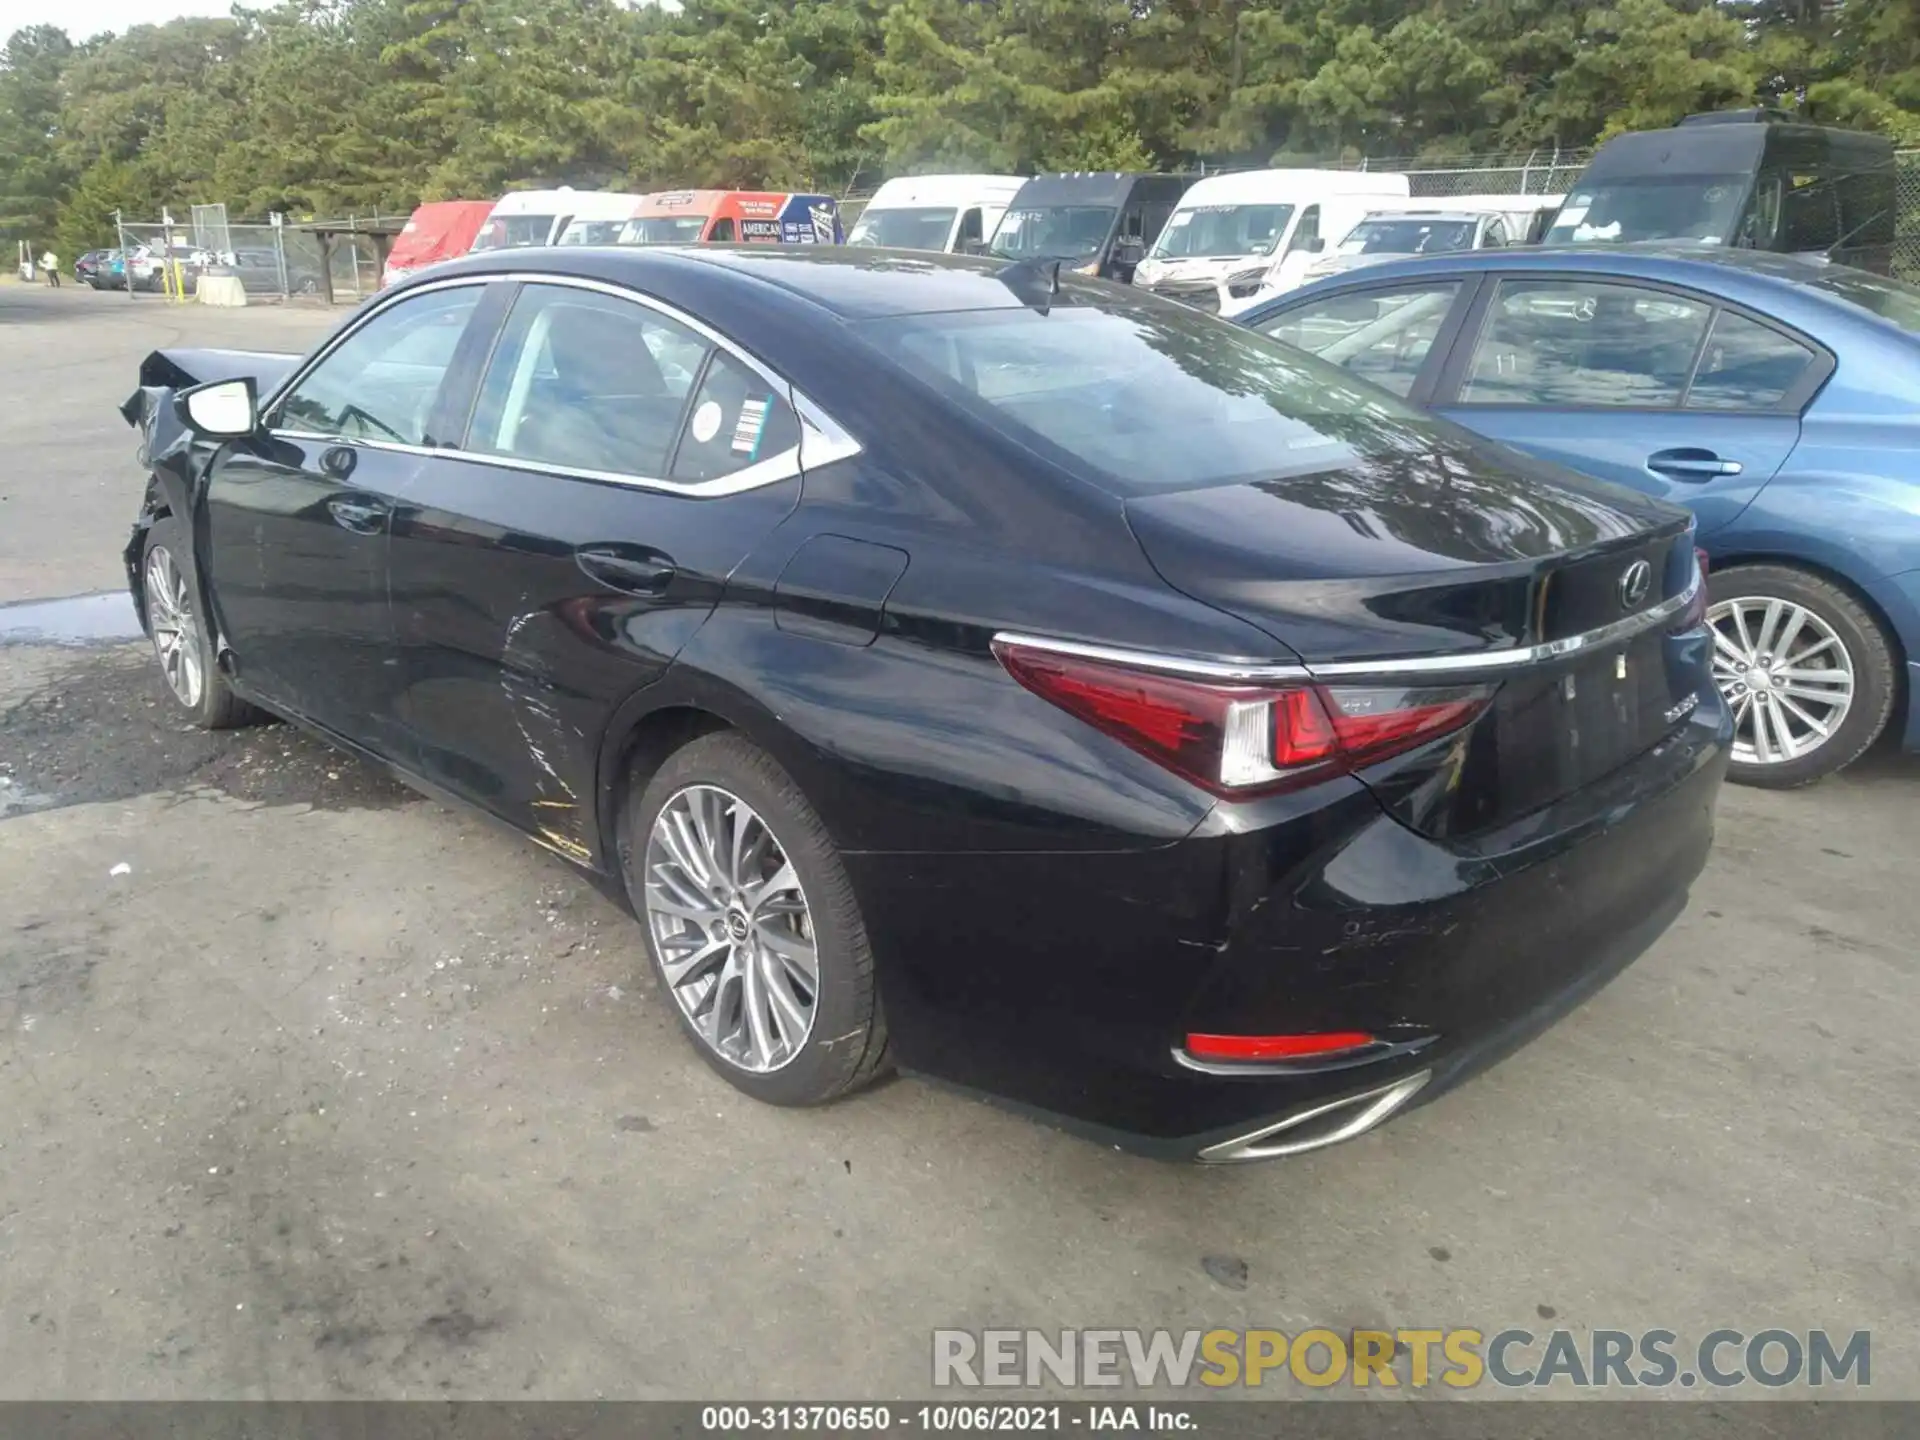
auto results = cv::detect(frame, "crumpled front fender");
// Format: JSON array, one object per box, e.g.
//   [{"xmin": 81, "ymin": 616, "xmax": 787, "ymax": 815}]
[
  {"xmin": 120, "ymin": 344, "xmax": 304, "ymax": 638},
  {"xmin": 120, "ymin": 378, "xmax": 217, "ymax": 637}
]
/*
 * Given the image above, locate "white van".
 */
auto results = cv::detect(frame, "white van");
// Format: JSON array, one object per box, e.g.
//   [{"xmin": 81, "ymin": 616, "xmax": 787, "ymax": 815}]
[
  {"xmin": 469, "ymin": 189, "xmax": 647, "ymax": 253},
  {"xmin": 846, "ymin": 175, "xmax": 1028, "ymax": 254},
  {"xmin": 555, "ymin": 191, "xmax": 653, "ymax": 246},
  {"xmin": 1131, "ymin": 170, "xmax": 1411, "ymax": 314}
]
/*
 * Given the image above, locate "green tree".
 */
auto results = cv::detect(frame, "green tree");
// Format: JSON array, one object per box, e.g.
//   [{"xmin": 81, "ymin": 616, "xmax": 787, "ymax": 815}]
[
  {"xmin": 54, "ymin": 157, "xmax": 151, "ymax": 258},
  {"xmin": 0, "ymin": 25, "xmax": 77, "ymax": 244}
]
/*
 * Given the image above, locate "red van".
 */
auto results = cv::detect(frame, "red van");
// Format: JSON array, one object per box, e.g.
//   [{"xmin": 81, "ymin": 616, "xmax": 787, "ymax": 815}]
[{"xmin": 381, "ymin": 200, "xmax": 495, "ymax": 288}]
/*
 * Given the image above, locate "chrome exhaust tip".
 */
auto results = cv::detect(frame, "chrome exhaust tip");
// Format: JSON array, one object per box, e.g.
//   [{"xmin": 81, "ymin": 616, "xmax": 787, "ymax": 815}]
[{"xmin": 1196, "ymin": 1070, "xmax": 1432, "ymax": 1163}]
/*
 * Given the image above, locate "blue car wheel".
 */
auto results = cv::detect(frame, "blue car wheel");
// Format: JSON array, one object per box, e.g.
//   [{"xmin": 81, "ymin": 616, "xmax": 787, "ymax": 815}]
[{"xmin": 1706, "ymin": 563, "xmax": 1898, "ymax": 787}]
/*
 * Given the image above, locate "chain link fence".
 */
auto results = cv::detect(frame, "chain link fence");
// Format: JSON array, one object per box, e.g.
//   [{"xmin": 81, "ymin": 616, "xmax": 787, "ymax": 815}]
[
  {"xmin": 103, "ymin": 218, "xmax": 385, "ymax": 301},
  {"xmin": 1898, "ymin": 151, "xmax": 1920, "ymax": 279}
]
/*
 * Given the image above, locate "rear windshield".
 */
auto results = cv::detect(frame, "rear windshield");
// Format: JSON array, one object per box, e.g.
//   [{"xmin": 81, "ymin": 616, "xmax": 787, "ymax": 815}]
[
  {"xmin": 1801, "ymin": 267, "xmax": 1920, "ymax": 335},
  {"xmin": 1149, "ymin": 204, "xmax": 1294, "ymax": 259},
  {"xmin": 559, "ymin": 220, "xmax": 629, "ymax": 246},
  {"xmin": 990, "ymin": 207, "xmax": 1116, "ymax": 261},
  {"xmin": 847, "ymin": 207, "xmax": 957, "ymax": 250},
  {"xmin": 1340, "ymin": 218, "xmax": 1477, "ymax": 255},
  {"xmin": 1546, "ymin": 177, "xmax": 1750, "ymax": 245},
  {"xmin": 622, "ymin": 216, "xmax": 709, "ymax": 245},
  {"xmin": 470, "ymin": 215, "xmax": 556, "ymax": 251},
  {"xmin": 857, "ymin": 293, "xmax": 1439, "ymax": 494}
]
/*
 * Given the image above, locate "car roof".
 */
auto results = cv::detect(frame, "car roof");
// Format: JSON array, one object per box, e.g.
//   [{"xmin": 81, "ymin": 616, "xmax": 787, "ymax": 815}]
[
  {"xmin": 1258, "ymin": 244, "xmax": 1920, "ymax": 345},
  {"xmin": 420, "ymin": 243, "xmax": 1040, "ymax": 320},
  {"xmin": 1273, "ymin": 243, "xmax": 1853, "ymax": 302}
]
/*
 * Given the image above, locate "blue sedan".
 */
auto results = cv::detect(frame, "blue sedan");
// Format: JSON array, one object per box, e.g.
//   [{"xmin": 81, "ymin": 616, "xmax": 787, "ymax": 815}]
[{"xmin": 1238, "ymin": 247, "xmax": 1920, "ymax": 787}]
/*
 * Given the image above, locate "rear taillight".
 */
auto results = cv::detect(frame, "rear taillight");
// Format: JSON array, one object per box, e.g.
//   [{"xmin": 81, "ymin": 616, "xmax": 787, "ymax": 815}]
[
  {"xmin": 1186, "ymin": 1031, "xmax": 1379, "ymax": 1062},
  {"xmin": 1671, "ymin": 547, "xmax": 1710, "ymax": 632},
  {"xmin": 992, "ymin": 640, "xmax": 1492, "ymax": 798}
]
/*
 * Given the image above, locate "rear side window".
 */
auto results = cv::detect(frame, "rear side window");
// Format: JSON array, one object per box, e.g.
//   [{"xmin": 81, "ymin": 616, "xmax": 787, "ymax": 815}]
[
  {"xmin": 1459, "ymin": 279, "xmax": 1712, "ymax": 407},
  {"xmin": 1684, "ymin": 311, "xmax": 1816, "ymax": 411},
  {"xmin": 1259, "ymin": 283, "xmax": 1460, "ymax": 397},
  {"xmin": 466, "ymin": 284, "xmax": 704, "ymax": 476},
  {"xmin": 860, "ymin": 295, "xmax": 1441, "ymax": 494},
  {"xmin": 670, "ymin": 353, "xmax": 801, "ymax": 483}
]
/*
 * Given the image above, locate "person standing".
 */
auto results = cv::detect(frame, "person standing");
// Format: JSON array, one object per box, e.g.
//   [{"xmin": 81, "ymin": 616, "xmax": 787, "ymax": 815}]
[{"xmin": 40, "ymin": 247, "xmax": 60, "ymax": 286}]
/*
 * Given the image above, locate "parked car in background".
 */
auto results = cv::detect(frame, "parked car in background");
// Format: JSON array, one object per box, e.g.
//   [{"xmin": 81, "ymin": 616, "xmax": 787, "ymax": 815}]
[
  {"xmin": 845, "ymin": 175, "xmax": 1027, "ymax": 254},
  {"xmin": 1241, "ymin": 246, "xmax": 1920, "ymax": 787},
  {"xmin": 617, "ymin": 191, "xmax": 842, "ymax": 246},
  {"xmin": 1447, "ymin": 192, "xmax": 1567, "ymax": 244},
  {"xmin": 985, "ymin": 172, "xmax": 1195, "ymax": 282},
  {"xmin": 383, "ymin": 199, "xmax": 494, "ymax": 288},
  {"xmin": 1545, "ymin": 109, "xmax": 1897, "ymax": 273},
  {"xmin": 74, "ymin": 249, "xmax": 112, "ymax": 287},
  {"xmin": 1299, "ymin": 207, "xmax": 1519, "ymax": 285},
  {"xmin": 121, "ymin": 246, "xmax": 1726, "ymax": 1161},
  {"xmin": 1132, "ymin": 168, "xmax": 1411, "ymax": 314},
  {"xmin": 105, "ymin": 245, "xmax": 168, "ymax": 292}
]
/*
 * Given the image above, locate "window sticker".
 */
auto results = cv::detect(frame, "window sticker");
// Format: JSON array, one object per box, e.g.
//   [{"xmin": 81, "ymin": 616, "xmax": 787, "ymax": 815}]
[
  {"xmin": 690, "ymin": 400, "xmax": 724, "ymax": 445},
  {"xmin": 732, "ymin": 397, "xmax": 771, "ymax": 457}
]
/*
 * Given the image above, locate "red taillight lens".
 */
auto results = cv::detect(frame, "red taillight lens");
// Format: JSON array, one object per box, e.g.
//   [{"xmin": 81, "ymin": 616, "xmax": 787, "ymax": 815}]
[
  {"xmin": 992, "ymin": 641, "xmax": 1491, "ymax": 797},
  {"xmin": 1186, "ymin": 1031, "xmax": 1379, "ymax": 1062},
  {"xmin": 1314, "ymin": 686, "xmax": 1492, "ymax": 769}
]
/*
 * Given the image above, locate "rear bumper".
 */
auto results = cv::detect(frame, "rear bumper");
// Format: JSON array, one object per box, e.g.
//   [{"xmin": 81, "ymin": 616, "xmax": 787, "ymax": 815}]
[{"xmin": 852, "ymin": 701, "xmax": 1729, "ymax": 1161}]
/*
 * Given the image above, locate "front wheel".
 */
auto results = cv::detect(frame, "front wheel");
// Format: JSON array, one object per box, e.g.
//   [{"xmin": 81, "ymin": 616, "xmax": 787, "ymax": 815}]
[
  {"xmin": 140, "ymin": 517, "xmax": 258, "ymax": 730},
  {"xmin": 620, "ymin": 731, "xmax": 890, "ymax": 1107},
  {"xmin": 1707, "ymin": 563, "xmax": 1897, "ymax": 788}
]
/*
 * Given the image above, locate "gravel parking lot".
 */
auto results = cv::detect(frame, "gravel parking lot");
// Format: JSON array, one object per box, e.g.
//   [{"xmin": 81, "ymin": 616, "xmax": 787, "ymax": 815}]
[{"xmin": 1, "ymin": 280, "xmax": 1915, "ymax": 1403}]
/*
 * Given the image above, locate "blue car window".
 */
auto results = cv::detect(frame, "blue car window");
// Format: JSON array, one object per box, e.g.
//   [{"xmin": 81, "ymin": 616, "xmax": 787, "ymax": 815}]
[
  {"xmin": 1258, "ymin": 283, "xmax": 1460, "ymax": 397},
  {"xmin": 1684, "ymin": 311, "xmax": 1816, "ymax": 412},
  {"xmin": 1461, "ymin": 279, "xmax": 1712, "ymax": 408}
]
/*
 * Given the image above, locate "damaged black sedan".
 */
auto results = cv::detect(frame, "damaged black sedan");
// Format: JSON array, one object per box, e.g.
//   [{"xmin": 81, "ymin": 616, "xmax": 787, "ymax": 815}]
[{"xmin": 122, "ymin": 247, "xmax": 1730, "ymax": 1161}]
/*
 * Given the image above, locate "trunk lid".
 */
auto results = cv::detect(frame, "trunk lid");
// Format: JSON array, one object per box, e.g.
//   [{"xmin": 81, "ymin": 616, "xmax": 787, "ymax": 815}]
[{"xmin": 1125, "ymin": 438, "xmax": 1702, "ymax": 831}]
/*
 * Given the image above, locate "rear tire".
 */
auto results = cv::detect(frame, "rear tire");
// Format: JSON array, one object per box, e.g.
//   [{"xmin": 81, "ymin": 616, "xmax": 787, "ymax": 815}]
[
  {"xmin": 619, "ymin": 731, "xmax": 890, "ymax": 1107},
  {"xmin": 1707, "ymin": 562, "xmax": 1896, "ymax": 788},
  {"xmin": 140, "ymin": 516, "xmax": 258, "ymax": 730}
]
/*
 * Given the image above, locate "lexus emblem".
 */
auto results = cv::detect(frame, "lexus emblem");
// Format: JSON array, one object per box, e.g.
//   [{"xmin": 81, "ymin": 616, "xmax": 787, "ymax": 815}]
[{"xmin": 1618, "ymin": 560, "xmax": 1653, "ymax": 610}]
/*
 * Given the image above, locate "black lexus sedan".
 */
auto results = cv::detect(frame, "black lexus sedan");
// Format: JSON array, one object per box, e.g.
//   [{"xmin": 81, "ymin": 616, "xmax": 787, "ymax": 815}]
[{"xmin": 121, "ymin": 246, "xmax": 1731, "ymax": 1162}]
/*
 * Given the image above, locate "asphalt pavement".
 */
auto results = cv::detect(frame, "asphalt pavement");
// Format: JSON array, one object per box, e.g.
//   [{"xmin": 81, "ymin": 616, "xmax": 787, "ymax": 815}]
[{"xmin": 0, "ymin": 279, "xmax": 1915, "ymax": 1402}]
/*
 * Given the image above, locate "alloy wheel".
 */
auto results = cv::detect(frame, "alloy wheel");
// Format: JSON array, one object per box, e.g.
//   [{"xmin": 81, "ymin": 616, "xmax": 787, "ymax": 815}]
[
  {"xmin": 1708, "ymin": 596, "xmax": 1854, "ymax": 767},
  {"xmin": 642, "ymin": 784, "xmax": 818, "ymax": 1073},
  {"xmin": 144, "ymin": 545, "xmax": 204, "ymax": 709}
]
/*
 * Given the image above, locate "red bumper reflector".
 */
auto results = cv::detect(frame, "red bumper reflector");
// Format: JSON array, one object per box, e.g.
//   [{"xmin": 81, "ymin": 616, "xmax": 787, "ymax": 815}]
[{"xmin": 1186, "ymin": 1031, "xmax": 1379, "ymax": 1062}]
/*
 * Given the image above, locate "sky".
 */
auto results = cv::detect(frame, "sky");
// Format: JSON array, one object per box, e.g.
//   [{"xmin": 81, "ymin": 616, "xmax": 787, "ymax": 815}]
[{"xmin": 1, "ymin": 0, "xmax": 236, "ymax": 41}]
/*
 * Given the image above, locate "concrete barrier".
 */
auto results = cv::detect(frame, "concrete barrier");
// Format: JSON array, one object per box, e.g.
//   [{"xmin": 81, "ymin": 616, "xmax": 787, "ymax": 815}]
[{"xmin": 197, "ymin": 273, "xmax": 248, "ymax": 307}]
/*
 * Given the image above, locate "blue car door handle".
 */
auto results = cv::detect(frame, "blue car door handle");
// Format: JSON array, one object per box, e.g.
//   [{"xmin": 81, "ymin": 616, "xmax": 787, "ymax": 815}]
[{"xmin": 1647, "ymin": 448, "xmax": 1744, "ymax": 481}]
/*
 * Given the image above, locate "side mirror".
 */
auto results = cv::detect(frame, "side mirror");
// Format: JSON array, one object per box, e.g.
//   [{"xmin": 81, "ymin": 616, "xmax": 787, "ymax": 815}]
[
  {"xmin": 1112, "ymin": 236, "xmax": 1146, "ymax": 267},
  {"xmin": 959, "ymin": 238, "xmax": 990, "ymax": 256},
  {"xmin": 179, "ymin": 377, "xmax": 258, "ymax": 439},
  {"xmin": 1303, "ymin": 235, "xmax": 1325, "ymax": 254}
]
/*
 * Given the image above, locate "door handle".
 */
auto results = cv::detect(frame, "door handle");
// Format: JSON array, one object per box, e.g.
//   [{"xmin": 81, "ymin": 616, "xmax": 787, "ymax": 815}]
[
  {"xmin": 326, "ymin": 496, "xmax": 390, "ymax": 535},
  {"xmin": 1647, "ymin": 448, "xmax": 1744, "ymax": 481},
  {"xmin": 576, "ymin": 545, "xmax": 677, "ymax": 595}
]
